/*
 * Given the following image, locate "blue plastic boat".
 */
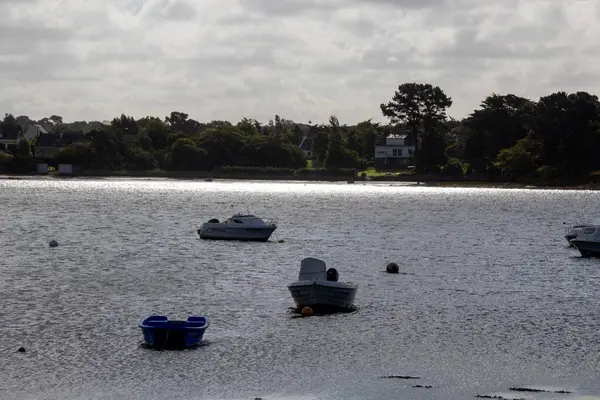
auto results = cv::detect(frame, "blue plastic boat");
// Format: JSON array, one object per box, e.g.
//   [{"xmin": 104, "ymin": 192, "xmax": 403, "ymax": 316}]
[{"xmin": 139, "ymin": 315, "xmax": 209, "ymax": 349}]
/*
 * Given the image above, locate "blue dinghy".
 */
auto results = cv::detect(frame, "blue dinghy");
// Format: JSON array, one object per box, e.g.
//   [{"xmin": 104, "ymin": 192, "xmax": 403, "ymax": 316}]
[{"xmin": 139, "ymin": 315, "xmax": 209, "ymax": 349}]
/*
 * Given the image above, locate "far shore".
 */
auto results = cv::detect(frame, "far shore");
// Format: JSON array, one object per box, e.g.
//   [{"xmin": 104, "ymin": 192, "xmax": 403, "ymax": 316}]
[{"xmin": 2, "ymin": 169, "xmax": 600, "ymax": 191}]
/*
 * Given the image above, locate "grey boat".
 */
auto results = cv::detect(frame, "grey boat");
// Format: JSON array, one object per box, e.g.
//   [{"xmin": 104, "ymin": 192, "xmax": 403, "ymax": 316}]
[
  {"xmin": 564, "ymin": 224, "xmax": 592, "ymax": 246},
  {"xmin": 287, "ymin": 257, "xmax": 358, "ymax": 312},
  {"xmin": 569, "ymin": 225, "xmax": 600, "ymax": 257}
]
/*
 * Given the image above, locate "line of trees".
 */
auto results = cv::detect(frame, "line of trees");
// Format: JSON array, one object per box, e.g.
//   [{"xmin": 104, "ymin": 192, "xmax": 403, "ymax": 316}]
[{"xmin": 2, "ymin": 82, "xmax": 600, "ymax": 181}]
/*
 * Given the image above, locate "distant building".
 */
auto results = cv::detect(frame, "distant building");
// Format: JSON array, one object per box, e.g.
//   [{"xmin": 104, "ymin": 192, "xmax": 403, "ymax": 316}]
[
  {"xmin": 0, "ymin": 124, "xmax": 24, "ymax": 150},
  {"xmin": 23, "ymin": 124, "xmax": 48, "ymax": 141},
  {"xmin": 374, "ymin": 134, "xmax": 416, "ymax": 170},
  {"xmin": 34, "ymin": 131, "xmax": 85, "ymax": 160}
]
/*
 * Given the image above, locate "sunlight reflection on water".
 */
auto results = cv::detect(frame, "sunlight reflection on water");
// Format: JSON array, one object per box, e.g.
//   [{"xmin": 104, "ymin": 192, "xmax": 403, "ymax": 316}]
[{"xmin": 0, "ymin": 178, "xmax": 599, "ymax": 400}]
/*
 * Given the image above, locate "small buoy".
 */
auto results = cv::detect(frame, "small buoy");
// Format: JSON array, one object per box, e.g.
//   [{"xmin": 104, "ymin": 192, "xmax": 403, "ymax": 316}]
[
  {"xmin": 17, "ymin": 347, "xmax": 25, "ymax": 353},
  {"xmin": 301, "ymin": 306, "xmax": 313, "ymax": 316},
  {"xmin": 49, "ymin": 240, "xmax": 58, "ymax": 247},
  {"xmin": 386, "ymin": 262, "xmax": 399, "ymax": 274},
  {"xmin": 278, "ymin": 239, "xmax": 284, "ymax": 243}
]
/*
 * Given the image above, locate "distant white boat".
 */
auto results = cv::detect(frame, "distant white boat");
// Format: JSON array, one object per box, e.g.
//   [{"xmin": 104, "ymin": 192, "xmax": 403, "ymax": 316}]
[
  {"xmin": 197, "ymin": 213, "xmax": 277, "ymax": 242},
  {"xmin": 287, "ymin": 257, "xmax": 357, "ymax": 312}
]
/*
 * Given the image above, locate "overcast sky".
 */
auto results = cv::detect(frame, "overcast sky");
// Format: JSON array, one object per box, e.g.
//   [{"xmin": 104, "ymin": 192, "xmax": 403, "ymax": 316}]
[{"xmin": 0, "ymin": 0, "xmax": 598, "ymax": 124}]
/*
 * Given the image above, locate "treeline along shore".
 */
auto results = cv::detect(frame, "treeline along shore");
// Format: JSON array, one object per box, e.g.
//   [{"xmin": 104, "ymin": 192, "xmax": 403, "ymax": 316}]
[{"xmin": 2, "ymin": 82, "xmax": 600, "ymax": 187}]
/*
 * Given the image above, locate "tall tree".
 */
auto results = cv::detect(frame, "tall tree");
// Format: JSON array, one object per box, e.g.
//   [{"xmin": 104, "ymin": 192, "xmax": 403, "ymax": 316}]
[
  {"xmin": 311, "ymin": 127, "xmax": 329, "ymax": 167},
  {"xmin": 49, "ymin": 115, "xmax": 63, "ymax": 125},
  {"xmin": 236, "ymin": 118, "xmax": 261, "ymax": 136},
  {"xmin": 381, "ymin": 83, "xmax": 452, "ymax": 171},
  {"xmin": 3, "ymin": 113, "xmax": 16, "ymax": 126},
  {"xmin": 111, "ymin": 114, "xmax": 138, "ymax": 139},
  {"xmin": 350, "ymin": 119, "xmax": 383, "ymax": 161},
  {"xmin": 142, "ymin": 118, "xmax": 171, "ymax": 150},
  {"xmin": 165, "ymin": 111, "xmax": 200, "ymax": 136},
  {"xmin": 463, "ymin": 94, "xmax": 535, "ymax": 173},
  {"xmin": 324, "ymin": 116, "xmax": 343, "ymax": 168},
  {"xmin": 532, "ymin": 91, "xmax": 600, "ymax": 177}
]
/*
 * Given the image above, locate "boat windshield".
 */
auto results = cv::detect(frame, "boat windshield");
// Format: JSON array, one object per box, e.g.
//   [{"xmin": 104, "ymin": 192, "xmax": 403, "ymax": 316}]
[{"xmin": 226, "ymin": 216, "xmax": 267, "ymax": 225}]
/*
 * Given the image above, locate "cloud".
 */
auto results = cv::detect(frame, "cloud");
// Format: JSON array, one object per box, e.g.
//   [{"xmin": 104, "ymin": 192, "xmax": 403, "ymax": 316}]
[{"xmin": 0, "ymin": 0, "xmax": 599, "ymax": 124}]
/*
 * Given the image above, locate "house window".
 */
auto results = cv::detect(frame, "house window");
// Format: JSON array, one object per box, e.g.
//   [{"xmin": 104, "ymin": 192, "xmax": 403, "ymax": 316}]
[
  {"xmin": 398, "ymin": 148, "xmax": 403, "ymax": 156},
  {"xmin": 392, "ymin": 149, "xmax": 397, "ymax": 156}
]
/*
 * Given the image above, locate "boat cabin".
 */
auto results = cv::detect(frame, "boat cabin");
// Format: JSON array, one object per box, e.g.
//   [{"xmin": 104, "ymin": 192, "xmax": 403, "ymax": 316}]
[{"xmin": 225, "ymin": 214, "xmax": 268, "ymax": 225}]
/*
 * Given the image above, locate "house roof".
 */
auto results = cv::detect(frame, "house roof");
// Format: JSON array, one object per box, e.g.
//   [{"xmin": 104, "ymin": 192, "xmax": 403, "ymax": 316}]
[
  {"xmin": 299, "ymin": 136, "xmax": 314, "ymax": 151},
  {"xmin": 376, "ymin": 132, "xmax": 415, "ymax": 147},
  {"xmin": 36, "ymin": 131, "xmax": 85, "ymax": 147},
  {"xmin": 386, "ymin": 134, "xmax": 407, "ymax": 140},
  {"xmin": 35, "ymin": 124, "xmax": 48, "ymax": 134},
  {"xmin": 0, "ymin": 124, "xmax": 23, "ymax": 140},
  {"xmin": 296, "ymin": 124, "xmax": 312, "ymax": 136}
]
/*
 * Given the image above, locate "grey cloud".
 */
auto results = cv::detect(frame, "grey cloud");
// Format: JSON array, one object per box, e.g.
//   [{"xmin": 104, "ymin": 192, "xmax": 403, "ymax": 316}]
[
  {"xmin": 349, "ymin": 0, "xmax": 448, "ymax": 9},
  {"xmin": 296, "ymin": 89, "xmax": 317, "ymax": 105},
  {"xmin": 208, "ymin": 29, "xmax": 301, "ymax": 48},
  {"xmin": 145, "ymin": 0, "xmax": 197, "ymax": 21},
  {"xmin": 123, "ymin": 0, "xmax": 145, "ymax": 14},
  {"xmin": 164, "ymin": 0, "xmax": 196, "ymax": 20},
  {"xmin": 1, "ymin": 0, "xmax": 600, "ymax": 123},
  {"xmin": 494, "ymin": 73, "xmax": 522, "ymax": 89},
  {"xmin": 357, "ymin": 46, "xmax": 426, "ymax": 70},
  {"xmin": 302, "ymin": 42, "xmax": 434, "ymax": 77},
  {"xmin": 340, "ymin": 70, "xmax": 404, "ymax": 93},
  {"xmin": 428, "ymin": 0, "xmax": 560, "ymax": 32},
  {"xmin": 0, "ymin": 26, "xmax": 73, "ymax": 55},
  {"xmin": 504, "ymin": 24, "xmax": 564, "ymax": 43},
  {"xmin": 237, "ymin": 0, "xmax": 344, "ymax": 16},
  {"xmin": 240, "ymin": 0, "xmax": 451, "ymax": 15},
  {"xmin": 336, "ymin": 17, "xmax": 378, "ymax": 37},
  {"xmin": 0, "ymin": 52, "xmax": 98, "ymax": 82},
  {"xmin": 548, "ymin": 70, "xmax": 600, "ymax": 90},
  {"xmin": 85, "ymin": 51, "xmax": 158, "ymax": 64},
  {"xmin": 183, "ymin": 47, "xmax": 291, "ymax": 72},
  {"xmin": 436, "ymin": 28, "xmax": 571, "ymax": 60},
  {"xmin": 0, "ymin": 26, "xmax": 72, "ymax": 41}
]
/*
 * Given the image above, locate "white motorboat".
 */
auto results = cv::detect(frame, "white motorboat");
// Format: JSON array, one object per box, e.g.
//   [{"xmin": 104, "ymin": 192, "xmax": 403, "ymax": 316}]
[
  {"xmin": 287, "ymin": 257, "xmax": 358, "ymax": 312},
  {"xmin": 197, "ymin": 213, "xmax": 277, "ymax": 241},
  {"xmin": 569, "ymin": 225, "xmax": 600, "ymax": 257}
]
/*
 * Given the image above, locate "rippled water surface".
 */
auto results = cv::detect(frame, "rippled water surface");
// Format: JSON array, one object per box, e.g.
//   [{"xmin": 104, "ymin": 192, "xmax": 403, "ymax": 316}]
[{"xmin": 1, "ymin": 178, "xmax": 599, "ymax": 400}]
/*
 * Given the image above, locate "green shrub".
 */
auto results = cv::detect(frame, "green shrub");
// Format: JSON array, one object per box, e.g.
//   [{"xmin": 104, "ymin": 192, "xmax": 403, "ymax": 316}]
[{"xmin": 441, "ymin": 158, "xmax": 465, "ymax": 176}]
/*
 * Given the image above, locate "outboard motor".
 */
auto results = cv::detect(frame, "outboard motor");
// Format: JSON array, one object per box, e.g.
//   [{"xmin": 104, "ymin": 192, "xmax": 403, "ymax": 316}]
[{"xmin": 326, "ymin": 268, "xmax": 339, "ymax": 282}]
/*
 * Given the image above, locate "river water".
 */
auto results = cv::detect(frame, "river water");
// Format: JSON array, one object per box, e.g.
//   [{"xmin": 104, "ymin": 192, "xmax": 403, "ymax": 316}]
[{"xmin": 0, "ymin": 178, "xmax": 599, "ymax": 400}]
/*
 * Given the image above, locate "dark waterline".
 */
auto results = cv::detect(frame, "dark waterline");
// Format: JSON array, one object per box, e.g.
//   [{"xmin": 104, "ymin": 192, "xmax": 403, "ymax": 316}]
[{"xmin": 1, "ymin": 179, "xmax": 599, "ymax": 400}]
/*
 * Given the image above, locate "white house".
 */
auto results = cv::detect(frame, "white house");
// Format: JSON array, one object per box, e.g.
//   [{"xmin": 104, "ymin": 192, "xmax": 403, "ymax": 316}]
[{"xmin": 374, "ymin": 134, "xmax": 415, "ymax": 169}]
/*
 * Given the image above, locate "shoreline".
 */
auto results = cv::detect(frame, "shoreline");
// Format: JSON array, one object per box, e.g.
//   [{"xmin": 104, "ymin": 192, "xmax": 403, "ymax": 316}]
[{"xmin": 1, "ymin": 170, "xmax": 599, "ymax": 190}]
